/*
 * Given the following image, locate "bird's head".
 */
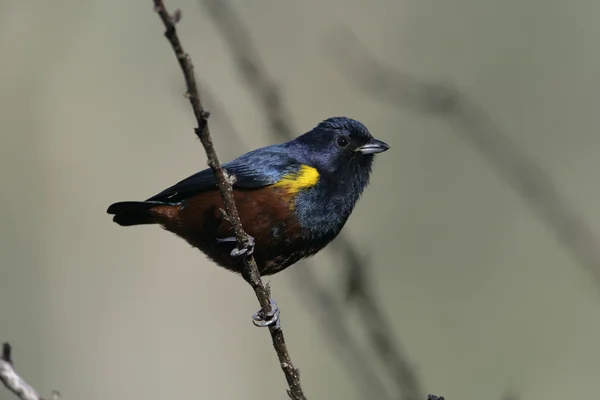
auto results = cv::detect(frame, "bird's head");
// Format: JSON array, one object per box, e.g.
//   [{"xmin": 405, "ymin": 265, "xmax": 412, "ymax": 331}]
[{"xmin": 292, "ymin": 117, "xmax": 390, "ymax": 177}]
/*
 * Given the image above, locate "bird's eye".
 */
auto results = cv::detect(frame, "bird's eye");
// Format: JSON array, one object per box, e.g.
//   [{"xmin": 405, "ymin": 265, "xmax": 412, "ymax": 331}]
[{"xmin": 336, "ymin": 135, "xmax": 350, "ymax": 148}]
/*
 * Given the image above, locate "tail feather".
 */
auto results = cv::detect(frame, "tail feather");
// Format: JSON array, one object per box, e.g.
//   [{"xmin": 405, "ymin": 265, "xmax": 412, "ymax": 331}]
[{"xmin": 107, "ymin": 201, "xmax": 163, "ymax": 226}]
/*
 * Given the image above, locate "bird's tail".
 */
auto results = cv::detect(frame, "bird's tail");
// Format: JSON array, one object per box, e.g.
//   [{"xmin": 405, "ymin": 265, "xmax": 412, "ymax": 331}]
[{"xmin": 107, "ymin": 201, "xmax": 166, "ymax": 226}]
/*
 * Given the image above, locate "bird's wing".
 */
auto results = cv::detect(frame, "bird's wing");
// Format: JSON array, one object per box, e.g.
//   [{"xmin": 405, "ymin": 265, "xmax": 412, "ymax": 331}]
[{"xmin": 146, "ymin": 149, "xmax": 301, "ymax": 203}]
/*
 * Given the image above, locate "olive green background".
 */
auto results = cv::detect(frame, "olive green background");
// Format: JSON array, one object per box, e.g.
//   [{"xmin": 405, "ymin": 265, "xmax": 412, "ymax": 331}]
[{"xmin": 2, "ymin": 1, "xmax": 599, "ymax": 399}]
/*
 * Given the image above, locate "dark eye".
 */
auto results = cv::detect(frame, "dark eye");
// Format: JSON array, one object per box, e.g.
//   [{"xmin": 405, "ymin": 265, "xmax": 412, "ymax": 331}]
[{"xmin": 336, "ymin": 135, "xmax": 350, "ymax": 148}]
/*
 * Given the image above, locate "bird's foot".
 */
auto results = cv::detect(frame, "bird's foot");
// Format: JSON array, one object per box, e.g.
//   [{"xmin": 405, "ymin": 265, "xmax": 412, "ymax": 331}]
[
  {"xmin": 216, "ymin": 235, "xmax": 255, "ymax": 258},
  {"xmin": 252, "ymin": 298, "xmax": 280, "ymax": 328},
  {"xmin": 231, "ymin": 235, "xmax": 254, "ymax": 257}
]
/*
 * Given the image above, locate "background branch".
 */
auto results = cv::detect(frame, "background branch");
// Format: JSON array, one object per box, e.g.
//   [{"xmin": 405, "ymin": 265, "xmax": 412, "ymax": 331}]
[
  {"xmin": 202, "ymin": 1, "xmax": 422, "ymax": 399},
  {"xmin": 151, "ymin": 2, "xmax": 305, "ymax": 398},
  {"xmin": 330, "ymin": 29, "xmax": 600, "ymax": 295}
]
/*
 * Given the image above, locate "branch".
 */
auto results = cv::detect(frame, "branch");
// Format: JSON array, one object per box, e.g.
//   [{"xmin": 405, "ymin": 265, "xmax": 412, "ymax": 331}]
[
  {"xmin": 0, "ymin": 343, "xmax": 55, "ymax": 400},
  {"xmin": 201, "ymin": 2, "xmax": 422, "ymax": 399},
  {"xmin": 151, "ymin": 2, "xmax": 305, "ymax": 399},
  {"xmin": 331, "ymin": 29, "xmax": 600, "ymax": 296}
]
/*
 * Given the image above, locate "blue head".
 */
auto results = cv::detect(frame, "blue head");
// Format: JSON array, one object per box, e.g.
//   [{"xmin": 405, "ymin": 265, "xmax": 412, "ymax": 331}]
[
  {"xmin": 291, "ymin": 116, "xmax": 389, "ymax": 182},
  {"xmin": 286, "ymin": 117, "xmax": 390, "ymax": 236}
]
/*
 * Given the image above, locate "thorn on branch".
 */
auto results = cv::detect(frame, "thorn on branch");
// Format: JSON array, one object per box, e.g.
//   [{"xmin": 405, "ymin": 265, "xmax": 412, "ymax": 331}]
[
  {"xmin": 2, "ymin": 343, "xmax": 13, "ymax": 365},
  {"xmin": 172, "ymin": 8, "xmax": 182, "ymax": 23},
  {"xmin": 219, "ymin": 208, "xmax": 231, "ymax": 223},
  {"xmin": 224, "ymin": 170, "xmax": 237, "ymax": 185}
]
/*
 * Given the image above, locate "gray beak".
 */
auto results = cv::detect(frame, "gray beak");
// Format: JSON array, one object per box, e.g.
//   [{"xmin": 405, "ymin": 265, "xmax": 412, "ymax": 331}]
[{"xmin": 355, "ymin": 138, "xmax": 390, "ymax": 155}]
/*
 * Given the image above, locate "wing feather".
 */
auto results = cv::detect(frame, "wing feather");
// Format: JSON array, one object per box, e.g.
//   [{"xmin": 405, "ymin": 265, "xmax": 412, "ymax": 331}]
[{"xmin": 147, "ymin": 150, "xmax": 301, "ymax": 203}]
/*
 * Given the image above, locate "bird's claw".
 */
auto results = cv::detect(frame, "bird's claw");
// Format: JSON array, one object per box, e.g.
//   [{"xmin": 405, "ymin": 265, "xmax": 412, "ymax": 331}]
[
  {"xmin": 252, "ymin": 298, "xmax": 280, "ymax": 328},
  {"xmin": 216, "ymin": 235, "xmax": 255, "ymax": 258}
]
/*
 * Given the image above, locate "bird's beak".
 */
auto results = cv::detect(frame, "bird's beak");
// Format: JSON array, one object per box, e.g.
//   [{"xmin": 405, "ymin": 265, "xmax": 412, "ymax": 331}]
[{"xmin": 355, "ymin": 138, "xmax": 390, "ymax": 155}]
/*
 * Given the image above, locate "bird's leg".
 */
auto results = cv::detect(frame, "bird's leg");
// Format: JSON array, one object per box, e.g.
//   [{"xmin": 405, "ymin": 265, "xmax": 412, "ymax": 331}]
[
  {"xmin": 217, "ymin": 235, "xmax": 278, "ymax": 327},
  {"xmin": 215, "ymin": 235, "xmax": 255, "ymax": 258},
  {"xmin": 252, "ymin": 298, "xmax": 280, "ymax": 328},
  {"xmin": 231, "ymin": 235, "xmax": 255, "ymax": 257}
]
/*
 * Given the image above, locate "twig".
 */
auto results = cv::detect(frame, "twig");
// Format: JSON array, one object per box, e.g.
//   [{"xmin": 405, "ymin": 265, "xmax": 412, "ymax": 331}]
[
  {"xmin": 151, "ymin": 2, "xmax": 305, "ymax": 398},
  {"xmin": 200, "ymin": 2, "xmax": 423, "ymax": 399},
  {"xmin": 331, "ymin": 29, "xmax": 600, "ymax": 296},
  {"xmin": 0, "ymin": 343, "xmax": 54, "ymax": 400}
]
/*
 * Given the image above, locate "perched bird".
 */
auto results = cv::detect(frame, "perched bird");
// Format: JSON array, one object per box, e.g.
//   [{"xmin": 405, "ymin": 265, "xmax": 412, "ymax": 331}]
[{"xmin": 107, "ymin": 117, "xmax": 389, "ymax": 325}]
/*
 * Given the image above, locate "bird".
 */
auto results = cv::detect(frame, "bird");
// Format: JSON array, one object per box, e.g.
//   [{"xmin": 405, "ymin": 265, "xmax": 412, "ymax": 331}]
[{"xmin": 107, "ymin": 116, "xmax": 389, "ymax": 326}]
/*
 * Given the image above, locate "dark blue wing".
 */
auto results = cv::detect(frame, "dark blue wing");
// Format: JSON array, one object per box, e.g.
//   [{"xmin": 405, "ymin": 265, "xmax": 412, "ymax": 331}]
[{"xmin": 146, "ymin": 148, "xmax": 301, "ymax": 203}]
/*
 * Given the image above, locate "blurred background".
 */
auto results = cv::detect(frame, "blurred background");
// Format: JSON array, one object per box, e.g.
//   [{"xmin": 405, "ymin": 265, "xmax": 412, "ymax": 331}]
[{"xmin": 2, "ymin": 1, "xmax": 600, "ymax": 399}]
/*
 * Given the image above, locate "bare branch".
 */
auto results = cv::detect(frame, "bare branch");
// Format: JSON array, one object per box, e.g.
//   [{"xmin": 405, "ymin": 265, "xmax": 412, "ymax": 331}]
[
  {"xmin": 331, "ymin": 29, "xmax": 600, "ymax": 296},
  {"xmin": 0, "ymin": 343, "xmax": 56, "ymax": 400},
  {"xmin": 151, "ymin": 2, "xmax": 305, "ymax": 398},
  {"xmin": 201, "ymin": 2, "xmax": 423, "ymax": 399}
]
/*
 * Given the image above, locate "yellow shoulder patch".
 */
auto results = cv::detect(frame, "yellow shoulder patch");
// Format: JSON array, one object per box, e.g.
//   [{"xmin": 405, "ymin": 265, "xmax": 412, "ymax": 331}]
[{"xmin": 272, "ymin": 164, "xmax": 320, "ymax": 195}]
